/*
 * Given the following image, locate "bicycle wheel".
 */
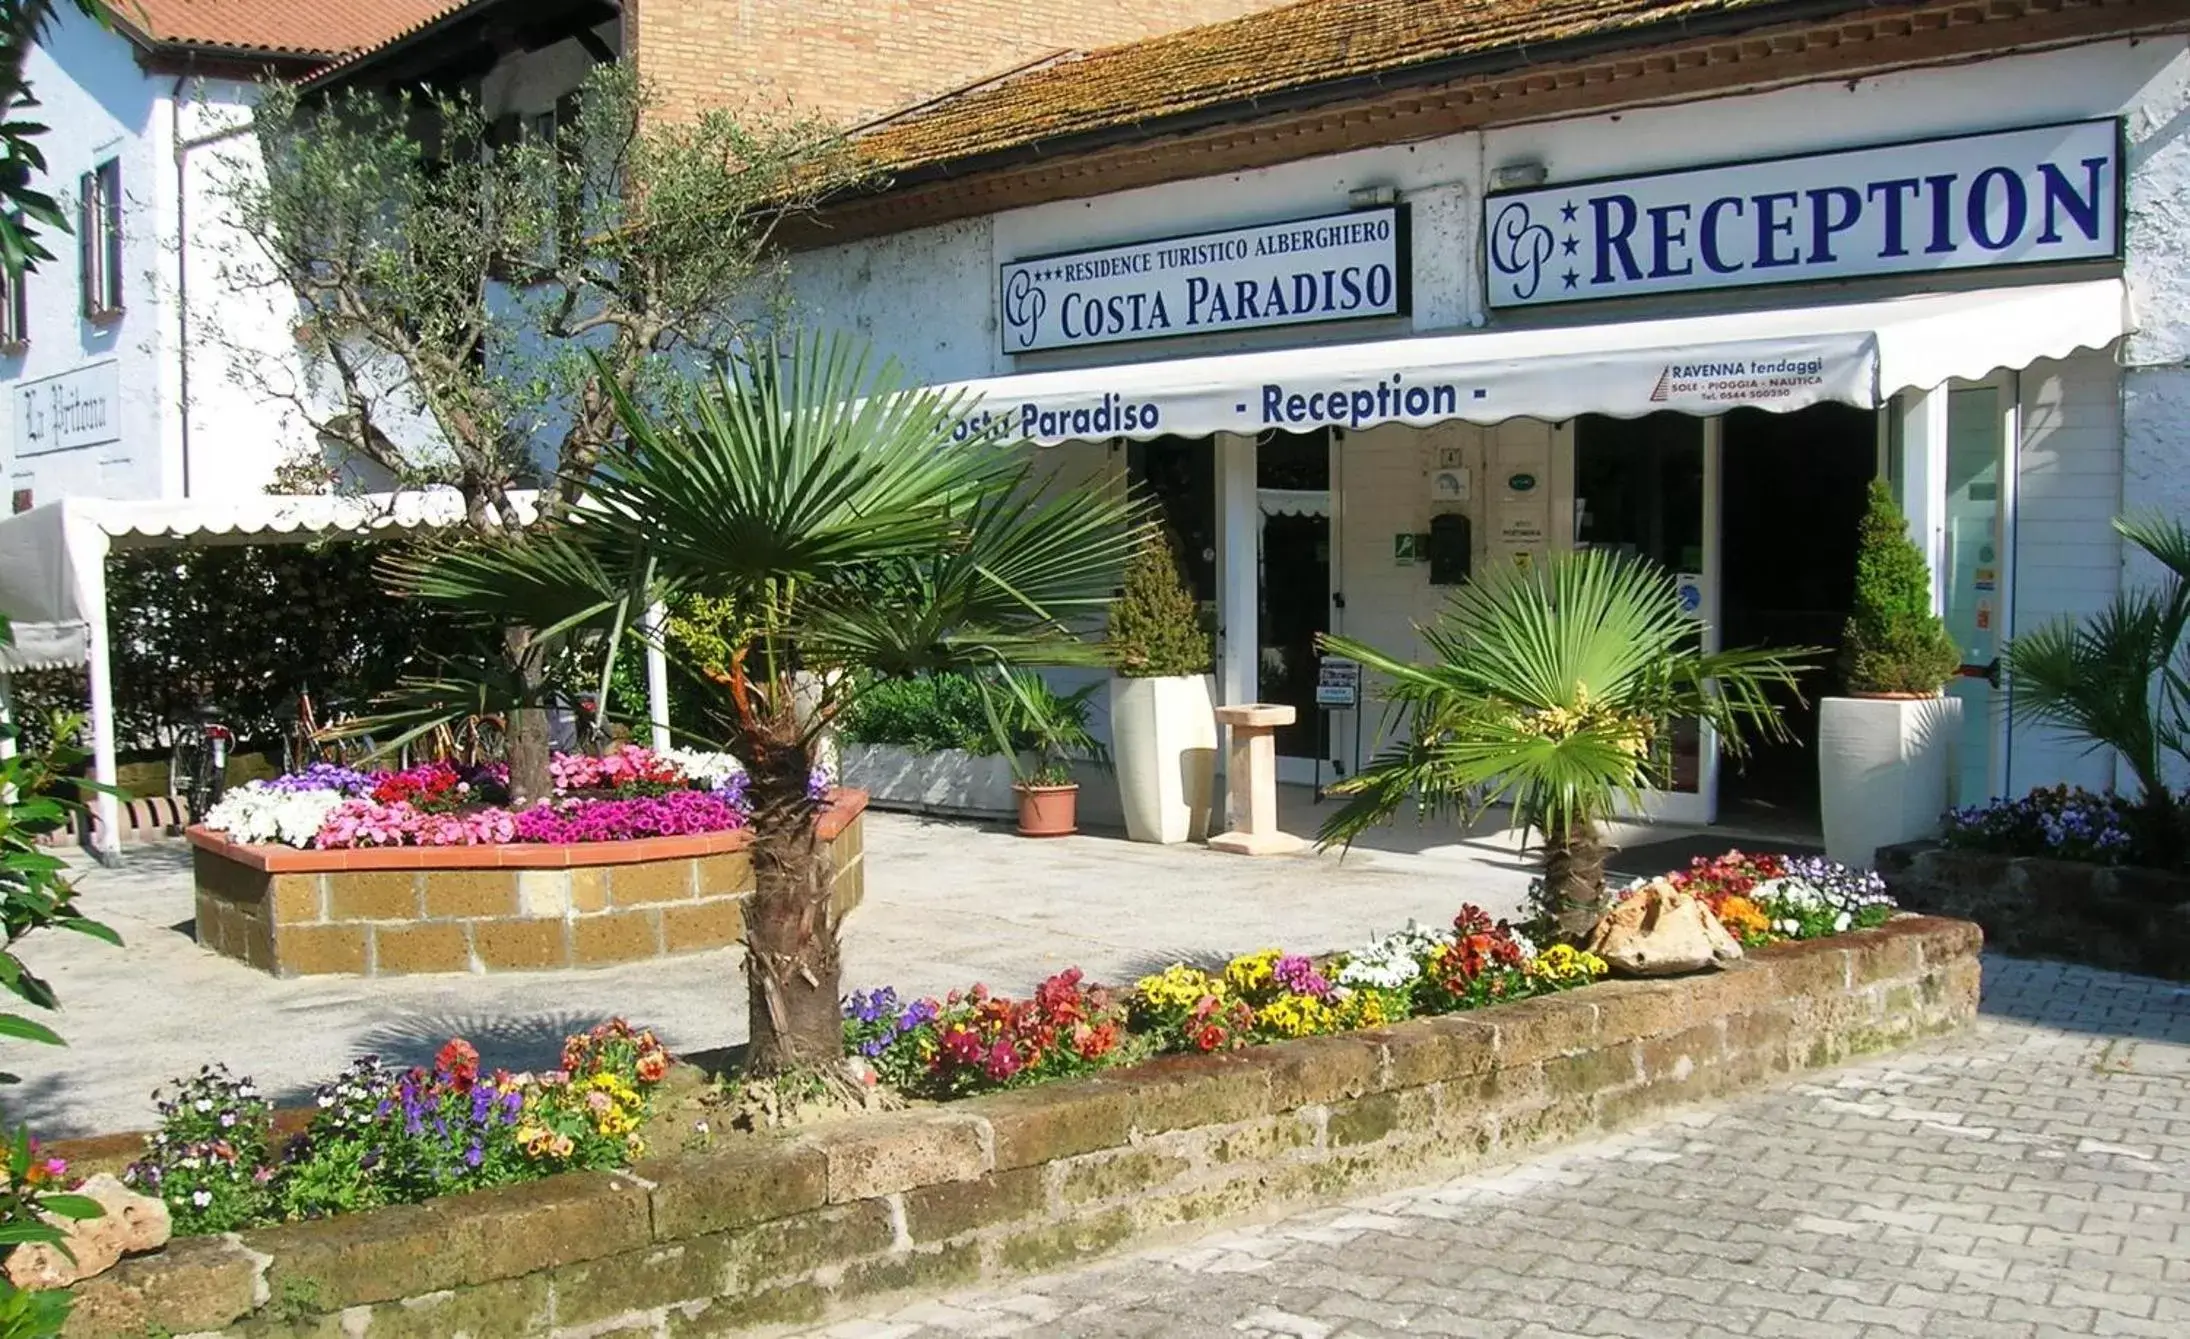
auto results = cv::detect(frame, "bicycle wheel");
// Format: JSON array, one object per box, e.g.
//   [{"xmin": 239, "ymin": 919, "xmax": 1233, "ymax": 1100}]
[{"xmin": 169, "ymin": 732, "xmax": 203, "ymax": 804}]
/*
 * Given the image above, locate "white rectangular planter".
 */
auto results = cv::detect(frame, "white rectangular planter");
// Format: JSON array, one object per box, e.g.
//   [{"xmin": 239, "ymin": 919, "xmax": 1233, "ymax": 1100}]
[
  {"xmin": 839, "ymin": 743, "xmax": 1024, "ymax": 821},
  {"xmin": 1817, "ymin": 695, "xmax": 1962, "ymax": 869},
  {"xmin": 1108, "ymin": 674, "xmax": 1219, "ymax": 845}
]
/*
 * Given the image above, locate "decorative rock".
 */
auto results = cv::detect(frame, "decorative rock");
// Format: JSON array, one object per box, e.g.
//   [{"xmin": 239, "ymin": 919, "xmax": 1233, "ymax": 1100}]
[
  {"xmin": 1585, "ymin": 879, "xmax": 1743, "ymax": 977},
  {"xmin": 3, "ymin": 1173, "xmax": 172, "ymax": 1289}
]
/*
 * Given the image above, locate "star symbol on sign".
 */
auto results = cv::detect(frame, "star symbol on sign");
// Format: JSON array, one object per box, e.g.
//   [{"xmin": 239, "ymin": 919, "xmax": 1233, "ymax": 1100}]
[
  {"xmin": 1562, "ymin": 269, "xmax": 1579, "ymax": 289},
  {"xmin": 1561, "ymin": 235, "xmax": 1579, "ymax": 256},
  {"xmin": 1559, "ymin": 200, "xmax": 1579, "ymax": 223}
]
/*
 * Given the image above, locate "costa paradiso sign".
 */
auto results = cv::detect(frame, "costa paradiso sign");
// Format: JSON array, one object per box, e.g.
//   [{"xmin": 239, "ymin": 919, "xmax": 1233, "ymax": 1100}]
[
  {"xmin": 1486, "ymin": 119, "xmax": 2121, "ymax": 309},
  {"xmin": 999, "ymin": 206, "xmax": 1407, "ymax": 354}
]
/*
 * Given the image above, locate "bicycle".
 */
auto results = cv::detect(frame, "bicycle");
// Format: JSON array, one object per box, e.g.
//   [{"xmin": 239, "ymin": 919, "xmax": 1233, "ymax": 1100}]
[
  {"xmin": 287, "ymin": 692, "xmax": 381, "ymax": 773},
  {"xmin": 168, "ymin": 705, "xmax": 233, "ymax": 823}
]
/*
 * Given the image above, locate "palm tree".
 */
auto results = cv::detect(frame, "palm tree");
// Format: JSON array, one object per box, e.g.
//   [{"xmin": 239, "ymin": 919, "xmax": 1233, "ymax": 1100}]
[
  {"xmin": 1316, "ymin": 549, "xmax": 1812, "ymax": 938},
  {"xmin": 2004, "ymin": 513, "xmax": 2190, "ymax": 862},
  {"xmin": 391, "ymin": 333, "xmax": 1147, "ymax": 1072}
]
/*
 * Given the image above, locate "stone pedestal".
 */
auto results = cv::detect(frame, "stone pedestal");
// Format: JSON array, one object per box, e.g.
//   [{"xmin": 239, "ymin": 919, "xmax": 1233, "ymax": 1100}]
[{"xmin": 1208, "ymin": 704, "xmax": 1305, "ymax": 856}]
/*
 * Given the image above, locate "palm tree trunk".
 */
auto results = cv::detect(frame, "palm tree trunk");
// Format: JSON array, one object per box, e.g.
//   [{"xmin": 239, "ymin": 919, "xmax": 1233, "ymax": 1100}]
[
  {"xmin": 1542, "ymin": 816, "xmax": 1609, "ymax": 941},
  {"xmin": 501, "ymin": 625, "xmax": 553, "ymax": 804},
  {"xmin": 742, "ymin": 742, "xmax": 841, "ymax": 1075}
]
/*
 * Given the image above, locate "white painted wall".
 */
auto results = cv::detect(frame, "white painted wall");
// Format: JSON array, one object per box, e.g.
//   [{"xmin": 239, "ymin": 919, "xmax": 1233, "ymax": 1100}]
[{"xmin": 1, "ymin": 7, "xmax": 168, "ymax": 504}]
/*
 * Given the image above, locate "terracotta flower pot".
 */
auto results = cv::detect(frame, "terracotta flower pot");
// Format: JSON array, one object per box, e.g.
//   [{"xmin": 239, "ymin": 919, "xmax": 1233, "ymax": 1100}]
[{"xmin": 1014, "ymin": 782, "xmax": 1079, "ymax": 837}]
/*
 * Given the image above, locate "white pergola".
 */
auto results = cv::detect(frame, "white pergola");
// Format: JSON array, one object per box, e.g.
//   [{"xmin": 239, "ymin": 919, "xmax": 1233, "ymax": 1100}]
[{"xmin": 0, "ymin": 490, "xmax": 672, "ymax": 860}]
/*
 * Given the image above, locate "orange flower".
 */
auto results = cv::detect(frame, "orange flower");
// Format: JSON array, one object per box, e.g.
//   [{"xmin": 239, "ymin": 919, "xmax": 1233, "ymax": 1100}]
[{"xmin": 1715, "ymin": 895, "xmax": 1771, "ymax": 941}]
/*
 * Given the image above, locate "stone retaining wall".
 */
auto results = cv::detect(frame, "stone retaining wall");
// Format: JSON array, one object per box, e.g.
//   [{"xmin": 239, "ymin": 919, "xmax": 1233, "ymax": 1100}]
[
  {"xmin": 1881, "ymin": 842, "xmax": 2190, "ymax": 981},
  {"xmin": 64, "ymin": 915, "xmax": 1981, "ymax": 1337},
  {"xmin": 185, "ymin": 793, "xmax": 868, "ymax": 977}
]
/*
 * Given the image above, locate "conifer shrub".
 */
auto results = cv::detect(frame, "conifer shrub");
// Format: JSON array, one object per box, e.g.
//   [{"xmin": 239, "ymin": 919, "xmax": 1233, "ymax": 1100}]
[
  {"xmin": 1841, "ymin": 479, "xmax": 1961, "ymax": 695},
  {"xmin": 1109, "ymin": 531, "xmax": 1213, "ymax": 678}
]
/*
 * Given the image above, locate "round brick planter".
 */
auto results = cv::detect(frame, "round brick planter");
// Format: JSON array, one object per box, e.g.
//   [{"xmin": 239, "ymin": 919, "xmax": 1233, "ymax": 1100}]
[{"xmin": 184, "ymin": 791, "xmax": 869, "ymax": 977}]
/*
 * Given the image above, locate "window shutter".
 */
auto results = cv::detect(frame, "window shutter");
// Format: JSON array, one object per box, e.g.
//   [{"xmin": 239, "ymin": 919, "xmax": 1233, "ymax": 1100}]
[
  {"xmin": 78, "ymin": 170, "xmax": 94, "ymax": 317},
  {"xmin": 101, "ymin": 160, "xmax": 122, "ymax": 311}
]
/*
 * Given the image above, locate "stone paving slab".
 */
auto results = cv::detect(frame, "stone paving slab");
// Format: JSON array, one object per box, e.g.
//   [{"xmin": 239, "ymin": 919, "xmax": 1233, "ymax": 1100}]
[
  {"xmin": 796, "ymin": 955, "xmax": 2190, "ymax": 1339},
  {"xmin": 8, "ymin": 812, "xmax": 1528, "ymax": 1135}
]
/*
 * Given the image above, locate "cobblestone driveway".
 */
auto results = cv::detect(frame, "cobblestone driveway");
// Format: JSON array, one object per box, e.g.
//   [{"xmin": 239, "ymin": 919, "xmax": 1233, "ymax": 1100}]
[{"xmin": 803, "ymin": 955, "xmax": 2190, "ymax": 1339}]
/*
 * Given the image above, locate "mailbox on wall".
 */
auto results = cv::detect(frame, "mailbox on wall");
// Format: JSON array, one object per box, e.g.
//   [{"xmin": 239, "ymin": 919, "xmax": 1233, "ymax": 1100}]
[{"xmin": 1428, "ymin": 512, "xmax": 1472, "ymax": 586}]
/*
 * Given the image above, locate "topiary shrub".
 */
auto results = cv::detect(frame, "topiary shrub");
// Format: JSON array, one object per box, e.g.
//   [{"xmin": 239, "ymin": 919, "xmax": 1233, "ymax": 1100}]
[
  {"xmin": 1109, "ymin": 530, "xmax": 1213, "ymax": 678},
  {"xmin": 1841, "ymin": 479, "xmax": 1961, "ymax": 696}
]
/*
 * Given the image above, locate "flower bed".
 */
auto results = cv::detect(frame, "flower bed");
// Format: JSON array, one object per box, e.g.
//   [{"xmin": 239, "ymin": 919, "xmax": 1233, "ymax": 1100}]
[
  {"xmin": 838, "ymin": 851, "xmax": 1894, "ymax": 1103},
  {"xmin": 63, "ymin": 915, "xmax": 1984, "ymax": 1339},
  {"xmin": 199, "ymin": 744, "xmax": 811, "ymax": 850},
  {"xmin": 1941, "ymin": 785, "xmax": 2154, "ymax": 866},
  {"xmin": 106, "ymin": 1021, "xmax": 671, "ymax": 1241},
  {"xmin": 186, "ymin": 790, "xmax": 869, "ymax": 977}
]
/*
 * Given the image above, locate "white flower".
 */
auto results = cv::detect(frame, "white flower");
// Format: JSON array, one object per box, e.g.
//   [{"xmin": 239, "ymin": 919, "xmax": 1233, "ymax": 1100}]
[
  {"xmin": 660, "ymin": 747, "xmax": 746, "ymax": 787},
  {"xmin": 200, "ymin": 782, "xmax": 347, "ymax": 848},
  {"xmin": 191, "ymin": 1189, "xmax": 213, "ymax": 1207},
  {"xmin": 1335, "ymin": 920, "xmax": 1452, "ymax": 991}
]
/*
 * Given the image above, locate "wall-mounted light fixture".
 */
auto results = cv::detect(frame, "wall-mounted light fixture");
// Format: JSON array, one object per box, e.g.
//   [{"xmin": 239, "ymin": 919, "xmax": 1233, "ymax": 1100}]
[
  {"xmin": 1489, "ymin": 160, "xmax": 1548, "ymax": 190},
  {"xmin": 1347, "ymin": 184, "xmax": 1400, "ymax": 208}
]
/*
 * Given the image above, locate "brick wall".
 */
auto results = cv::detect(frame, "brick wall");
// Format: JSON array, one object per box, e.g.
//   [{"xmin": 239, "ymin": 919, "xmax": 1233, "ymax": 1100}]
[
  {"xmin": 629, "ymin": 0, "xmax": 1288, "ymax": 126},
  {"xmin": 186, "ymin": 797, "xmax": 868, "ymax": 977}
]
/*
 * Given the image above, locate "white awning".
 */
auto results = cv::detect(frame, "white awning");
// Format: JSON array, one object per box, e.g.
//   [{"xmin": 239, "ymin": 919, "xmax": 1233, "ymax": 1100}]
[
  {"xmin": 941, "ymin": 279, "xmax": 2128, "ymax": 446},
  {"xmin": 0, "ymin": 490, "xmax": 540, "ymax": 669}
]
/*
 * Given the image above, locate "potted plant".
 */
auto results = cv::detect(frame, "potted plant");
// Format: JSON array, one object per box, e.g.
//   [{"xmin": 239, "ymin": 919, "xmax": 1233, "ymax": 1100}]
[
  {"xmin": 1107, "ymin": 531, "xmax": 1219, "ymax": 844},
  {"xmin": 990, "ymin": 671, "xmax": 1107, "ymax": 837},
  {"xmin": 1818, "ymin": 480, "xmax": 1965, "ymax": 868}
]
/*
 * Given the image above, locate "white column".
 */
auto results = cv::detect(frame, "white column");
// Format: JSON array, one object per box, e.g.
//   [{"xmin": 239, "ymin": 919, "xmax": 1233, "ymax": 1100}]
[
  {"xmin": 1897, "ymin": 385, "xmax": 1951, "ymax": 614},
  {"xmin": 77, "ymin": 532, "xmax": 121, "ymax": 864},
  {"xmin": 1214, "ymin": 432, "xmax": 1258, "ymax": 712},
  {"xmin": 0, "ymin": 670, "xmax": 17, "ymax": 806},
  {"xmin": 641, "ymin": 599, "xmax": 672, "ymax": 751}
]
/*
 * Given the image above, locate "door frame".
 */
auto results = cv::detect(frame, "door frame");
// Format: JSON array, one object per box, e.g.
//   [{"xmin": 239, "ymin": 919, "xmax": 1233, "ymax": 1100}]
[{"xmin": 1575, "ymin": 415, "xmax": 1722, "ymax": 826}]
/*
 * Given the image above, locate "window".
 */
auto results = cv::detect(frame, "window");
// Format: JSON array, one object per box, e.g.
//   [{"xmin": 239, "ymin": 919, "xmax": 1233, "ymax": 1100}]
[
  {"xmin": 0, "ymin": 259, "xmax": 25, "ymax": 350},
  {"xmin": 79, "ymin": 157, "xmax": 122, "ymax": 319}
]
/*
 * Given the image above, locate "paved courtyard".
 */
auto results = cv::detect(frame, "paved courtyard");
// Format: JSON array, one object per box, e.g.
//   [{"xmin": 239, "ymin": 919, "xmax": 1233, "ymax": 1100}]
[
  {"xmin": 795, "ymin": 955, "xmax": 2190, "ymax": 1339},
  {"xmin": 12, "ymin": 810, "xmax": 1531, "ymax": 1135}
]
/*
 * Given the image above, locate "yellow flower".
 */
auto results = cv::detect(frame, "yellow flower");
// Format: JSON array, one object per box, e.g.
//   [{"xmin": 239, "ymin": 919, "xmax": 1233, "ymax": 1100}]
[
  {"xmin": 1528, "ymin": 943, "xmax": 1609, "ymax": 982},
  {"xmin": 1254, "ymin": 993, "xmax": 1338, "ymax": 1038},
  {"xmin": 1224, "ymin": 949, "xmax": 1282, "ymax": 995},
  {"xmin": 1135, "ymin": 963, "xmax": 1224, "ymax": 1010},
  {"xmin": 1336, "ymin": 990, "xmax": 1389, "ymax": 1029}
]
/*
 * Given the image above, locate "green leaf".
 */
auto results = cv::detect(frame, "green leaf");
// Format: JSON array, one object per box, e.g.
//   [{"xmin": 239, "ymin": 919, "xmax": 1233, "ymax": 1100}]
[
  {"xmin": 0, "ymin": 1014, "xmax": 65, "ymax": 1047},
  {"xmin": 34, "ymin": 1194, "xmax": 104, "ymax": 1221},
  {"xmin": 55, "ymin": 917, "xmax": 121, "ymax": 948}
]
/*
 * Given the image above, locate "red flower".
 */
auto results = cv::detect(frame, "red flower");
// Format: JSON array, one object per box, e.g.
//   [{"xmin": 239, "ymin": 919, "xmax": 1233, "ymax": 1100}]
[{"xmin": 435, "ymin": 1038, "xmax": 481, "ymax": 1091}]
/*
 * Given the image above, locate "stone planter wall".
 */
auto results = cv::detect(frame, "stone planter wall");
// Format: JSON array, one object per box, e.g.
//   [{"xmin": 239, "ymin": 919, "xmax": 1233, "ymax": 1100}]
[
  {"xmin": 185, "ymin": 793, "xmax": 869, "ymax": 977},
  {"xmin": 1880, "ymin": 841, "xmax": 2190, "ymax": 980},
  {"xmin": 839, "ymin": 743, "xmax": 1023, "ymax": 820},
  {"xmin": 65, "ymin": 916, "xmax": 1981, "ymax": 1338}
]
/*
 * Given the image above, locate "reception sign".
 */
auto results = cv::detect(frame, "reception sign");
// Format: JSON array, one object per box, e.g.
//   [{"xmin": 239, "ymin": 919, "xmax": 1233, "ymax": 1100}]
[
  {"xmin": 1485, "ymin": 120, "xmax": 2122, "ymax": 309},
  {"xmin": 999, "ymin": 206, "xmax": 1406, "ymax": 354}
]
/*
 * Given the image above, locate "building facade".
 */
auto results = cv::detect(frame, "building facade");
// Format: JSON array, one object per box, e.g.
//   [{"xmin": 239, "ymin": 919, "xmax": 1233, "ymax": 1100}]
[
  {"xmin": 4, "ymin": 0, "xmax": 1288, "ymax": 514},
  {"xmin": 778, "ymin": 0, "xmax": 2190, "ymax": 821}
]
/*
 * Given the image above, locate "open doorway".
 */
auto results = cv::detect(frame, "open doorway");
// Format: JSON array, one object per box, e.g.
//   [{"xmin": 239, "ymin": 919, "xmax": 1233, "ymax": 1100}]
[
  {"xmin": 1255, "ymin": 430, "xmax": 1331, "ymax": 774},
  {"xmin": 1717, "ymin": 404, "xmax": 1876, "ymax": 831}
]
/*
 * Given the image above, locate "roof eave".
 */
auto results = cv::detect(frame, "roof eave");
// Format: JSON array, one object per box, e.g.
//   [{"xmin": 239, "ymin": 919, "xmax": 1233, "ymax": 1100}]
[{"xmin": 857, "ymin": 0, "xmax": 1893, "ymax": 197}]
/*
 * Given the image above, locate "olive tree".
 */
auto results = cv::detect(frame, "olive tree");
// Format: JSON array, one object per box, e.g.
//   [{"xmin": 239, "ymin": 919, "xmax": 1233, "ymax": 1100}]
[{"xmin": 201, "ymin": 62, "xmax": 856, "ymax": 797}]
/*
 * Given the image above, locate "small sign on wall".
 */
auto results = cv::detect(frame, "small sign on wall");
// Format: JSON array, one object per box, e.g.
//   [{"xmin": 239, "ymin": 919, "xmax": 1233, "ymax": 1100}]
[
  {"xmin": 15, "ymin": 361, "xmax": 120, "ymax": 456},
  {"xmin": 1316, "ymin": 657, "xmax": 1362, "ymax": 709}
]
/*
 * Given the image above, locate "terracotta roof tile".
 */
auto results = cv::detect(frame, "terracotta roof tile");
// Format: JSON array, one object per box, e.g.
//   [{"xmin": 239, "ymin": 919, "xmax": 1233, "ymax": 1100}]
[
  {"xmin": 109, "ymin": 0, "xmax": 466, "ymax": 59},
  {"xmin": 858, "ymin": 0, "xmax": 1788, "ymax": 173}
]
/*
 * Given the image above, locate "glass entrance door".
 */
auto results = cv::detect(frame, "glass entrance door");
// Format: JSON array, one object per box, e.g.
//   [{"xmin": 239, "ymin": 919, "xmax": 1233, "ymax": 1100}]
[
  {"xmin": 1943, "ymin": 381, "xmax": 2014, "ymax": 805},
  {"xmin": 1573, "ymin": 412, "xmax": 1716, "ymax": 824},
  {"xmin": 1257, "ymin": 430, "xmax": 1332, "ymax": 786}
]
